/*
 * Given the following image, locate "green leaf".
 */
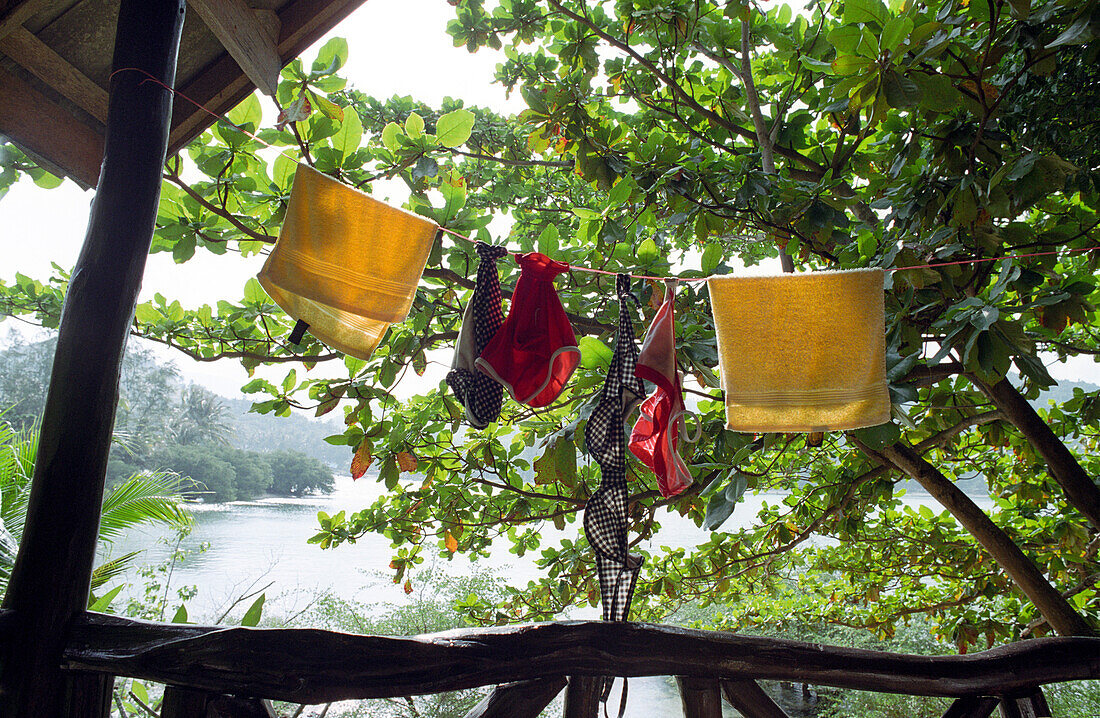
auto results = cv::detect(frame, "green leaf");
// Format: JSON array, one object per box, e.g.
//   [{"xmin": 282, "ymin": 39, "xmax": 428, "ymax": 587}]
[
  {"xmin": 134, "ymin": 302, "xmax": 160, "ymax": 325},
  {"xmin": 381, "ymin": 122, "xmax": 402, "ymax": 152},
  {"xmin": 333, "ymin": 110, "xmax": 363, "ymax": 159},
  {"xmin": 725, "ymin": 471, "xmax": 749, "ymax": 504},
  {"xmin": 883, "ymin": 70, "xmax": 921, "ymax": 108},
  {"xmin": 310, "ymin": 92, "xmax": 344, "ymax": 122},
  {"xmin": 436, "ymin": 109, "xmax": 475, "ymax": 148},
  {"xmin": 912, "ymin": 73, "xmax": 962, "ymax": 112},
  {"xmin": 701, "ymin": 243, "xmax": 723, "ymax": 274},
  {"xmin": 226, "ymin": 93, "xmax": 262, "ymax": 132},
  {"xmin": 532, "ymin": 436, "xmax": 577, "ymax": 486},
  {"xmin": 880, "ymin": 16, "xmax": 913, "ymax": 53},
  {"xmin": 538, "ymin": 224, "xmax": 559, "ymax": 255},
  {"xmin": 1048, "ymin": 11, "xmax": 1099, "ymax": 47},
  {"xmin": 405, "ymin": 112, "xmax": 425, "ymax": 139},
  {"xmin": 578, "ymin": 336, "xmax": 613, "ymax": 370},
  {"xmin": 831, "ymin": 55, "xmax": 872, "ymax": 76},
  {"xmin": 243, "ymin": 278, "xmax": 268, "ymax": 304},
  {"xmin": 241, "ymin": 593, "xmax": 266, "ymax": 627},
  {"xmin": 440, "ymin": 181, "xmax": 467, "ymax": 223},
  {"xmin": 88, "ymin": 584, "xmax": 124, "ymax": 612},
  {"xmin": 827, "ymin": 26, "xmax": 863, "ymax": 54},
  {"xmin": 703, "ymin": 491, "xmax": 735, "ymax": 531},
  {"xmin": 312, "ymin": 37, "xmax": 349, "ymax": 75},
  {"xmin": 272, "ymin": 153, "xmax": 298, "ymax": 190},
  {"xmin": 636, "ymin": 237, "xmax": 659, "ymax": 265},
  {"xmin": 171, "ymin": 604, "xmax": 189, "ymax": 624},
  {"xmin": 842, "ymin": 0, "xmax": 890, "ymax": 26},
  {"xmin": 851, "ymin": 422, "xmax": 901, "ymax": 450}
]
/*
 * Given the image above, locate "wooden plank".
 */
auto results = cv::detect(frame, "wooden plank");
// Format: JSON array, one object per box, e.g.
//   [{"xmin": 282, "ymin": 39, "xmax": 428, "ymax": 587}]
[
  {"xmin": 462, "ymin": 676, "xmax": 566, "ymax": 718},
  {"xmin": 941, "ymin": 696, "xmax": 999, "ymax": 718},
  {"xmin": 61, "ymin": 615, "xmax": 1100, "ymax": 704},
  {"xmin": 0, "ymin": 1, "xmax": 185, "ymax": 715},
  {"xmin": 167, "ymin": 0, "xmax": 365, "ymax": 154},
  {"xmin": 721, "ymin": 679, "xmax": 790, "ymax": 718},
  {"xmin": 0, "ymin": 64, "xmax": 103, "ymax": 186},
  {"xmin": 0, "ymin": 0, "xmax": 50, "ymax": 41},
  {"xmin": 563, "ymin": 676, "xmax": 601, "ymax": 718},
  {"xmin": 0, "ymin": 26, "xmax": 109, "ymax": 122},
  {"xmin": 187, "ymin": 0, "xmax": 280, "ymax": 97},
  {"xmin": 677, "ymin": 676, "xmax": 722, "ymax": 718}
]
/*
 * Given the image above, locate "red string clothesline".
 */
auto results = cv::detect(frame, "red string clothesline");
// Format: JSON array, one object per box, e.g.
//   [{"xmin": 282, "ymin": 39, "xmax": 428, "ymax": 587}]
[{"xmin": 110, "ymin": 67, "xmax": 1100, "ymax": 283}]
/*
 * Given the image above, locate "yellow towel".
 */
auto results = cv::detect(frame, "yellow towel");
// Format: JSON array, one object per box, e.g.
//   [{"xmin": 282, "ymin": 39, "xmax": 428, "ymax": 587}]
[
  {"xmin": 258, "ymin": 165, "xmax": 438, "ymax": 360},
  {"xmin": 708, "ymin": 269, "xmax": 890, "ymax": 432}
]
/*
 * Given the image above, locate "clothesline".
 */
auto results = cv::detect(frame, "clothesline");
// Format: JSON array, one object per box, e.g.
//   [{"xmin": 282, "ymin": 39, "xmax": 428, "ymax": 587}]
[{"xmin": 110, "ymin": 66, "xmax": 1100, "ymax": 284}]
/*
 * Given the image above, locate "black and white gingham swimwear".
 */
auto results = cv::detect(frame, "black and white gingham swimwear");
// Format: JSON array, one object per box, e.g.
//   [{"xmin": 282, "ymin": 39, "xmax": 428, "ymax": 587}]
[
  {"xmin": 584, "ymin": 274, "xmax": 646, "ymax": 624},
  {"xmin": 446, "ymin": 242, "xmax": 509, "ymax": 428}
]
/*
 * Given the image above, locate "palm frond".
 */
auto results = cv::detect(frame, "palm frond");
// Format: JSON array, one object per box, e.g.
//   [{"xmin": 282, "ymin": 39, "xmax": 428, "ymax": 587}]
[
  {"xmin": 90, "ymin": 551, "xmax": 141, "ymax": 591},
  {"xmin": 98, "ymin": 470, "xmax": 193, "ymax": 542}
]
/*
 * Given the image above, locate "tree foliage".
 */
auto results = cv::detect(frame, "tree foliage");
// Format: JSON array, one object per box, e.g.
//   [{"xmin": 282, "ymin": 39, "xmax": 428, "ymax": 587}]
[{"xmin": 2, "ymin": 0, "xmax": 1099, "ymax": 650}]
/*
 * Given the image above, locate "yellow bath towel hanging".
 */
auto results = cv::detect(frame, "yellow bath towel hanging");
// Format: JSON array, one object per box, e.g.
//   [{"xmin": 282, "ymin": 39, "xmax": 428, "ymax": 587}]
[
  {"xmin": 258, "ymin": 165, "xmax": 439, "ymax": 360},
  {"xmin": 707, "ymin": 269, "xmax": 890, "ymax": 432}
]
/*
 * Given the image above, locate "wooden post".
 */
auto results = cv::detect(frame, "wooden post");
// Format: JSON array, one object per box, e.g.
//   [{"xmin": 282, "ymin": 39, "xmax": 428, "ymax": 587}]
[
  {"xmin": 999, "ymin": 688, "xmax": 1051, "ymax": 718},
  {"xmin": 462, "ymin": 677, "xmax": 567, "ymax": 718},
  {"xmin": 721, "ymin": 679, "xmax": 791, "ymax": 718},
  {"xmin": 941, "ymin": 696, "xmax": 999, "ymax": 718},
  {"xmin": 677, "ymin": 676, "xmax": 722, "ymax": 718},
  {"xmin": 563, "ymin": 676, "xmax": 602, "ymax": 718},
  {"xmin": 161, "ymin": 687, "xmax": 277, "ymax": 718},
  {"xmin": 0, "ymin": 1, "xmax": 185, "ymax": 715}
]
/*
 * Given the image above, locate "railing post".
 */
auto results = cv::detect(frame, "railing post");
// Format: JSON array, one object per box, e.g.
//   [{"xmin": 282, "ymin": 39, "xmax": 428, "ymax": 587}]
[
  {"xmin": 941, "ymin": 696, "xmax": 999, "ymax": 718},
  {"xmin": 462, "ymin": 677, "xmax": 566, "ymax": 718},
  {"xmin": 0, "ymin": 1, "xmax": 185, "ymax": 715},
  {"xmin": 563, "ymin": 676, "xmax": 601, "ymax": 718},
  {"xmin": 676, "ymin": 676, "xmax": 722, "ymax": 718},
  {"xmin": 721, "ymin": 679, "xmax": 791, "ymax": 718}
]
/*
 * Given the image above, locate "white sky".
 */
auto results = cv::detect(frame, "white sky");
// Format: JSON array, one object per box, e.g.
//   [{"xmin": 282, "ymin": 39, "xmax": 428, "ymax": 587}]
[{"xmin": 0, "ymin": 0, "xmax": 1096, "ymax": 393}]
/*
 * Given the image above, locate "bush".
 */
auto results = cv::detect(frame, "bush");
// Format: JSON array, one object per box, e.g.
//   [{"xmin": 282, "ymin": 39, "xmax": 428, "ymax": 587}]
[
  {"xmin": 153, "ymin": 444, "xmax": 237, "ymax": 502},
  {"xmin": 212, "ymin": 446, "xmax": 272, "ymax": 500},
  {"xmin": 266, "ymin": 450, "xmax": 334, "ymax": 496}
]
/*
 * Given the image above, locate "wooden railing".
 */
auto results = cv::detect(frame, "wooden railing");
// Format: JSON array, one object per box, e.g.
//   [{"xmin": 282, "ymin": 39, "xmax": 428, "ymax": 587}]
[{"xmin": 5, "ymin": 609, "xmax": 1097, "ymax": 717}]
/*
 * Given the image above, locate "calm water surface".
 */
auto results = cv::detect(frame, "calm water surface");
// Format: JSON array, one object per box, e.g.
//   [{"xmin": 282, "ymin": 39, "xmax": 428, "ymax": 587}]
[{"xmin": 105, "ymin": 476, "xmax": 980, "ymax": 717}]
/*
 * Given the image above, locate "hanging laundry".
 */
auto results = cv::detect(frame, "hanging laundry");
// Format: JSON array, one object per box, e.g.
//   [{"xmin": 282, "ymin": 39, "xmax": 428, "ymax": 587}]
[
  {"xmin": 707, "ymin": 268, "xmax": 890, "ymax": 432},
  {"xmin": 584, "ymin": 275, "xmax": 645, "ymax": 619},
  {"xmin": 257, "ymin": 165, "xmax": 438, "ymax": 360},
  {"xmin": 583, "ymin": 274, "xmax": 646, "ymax": 704},
  {"xmin": 475, "ymin": 252, "xmax": 580, "ymax": 408},
  {"xmin": 446, "ymin": 242, "xmax": 510, "ymax": 428},
  {"xmin": 630, "ymin": 280, "xmax": 693, "ymax": 498}
]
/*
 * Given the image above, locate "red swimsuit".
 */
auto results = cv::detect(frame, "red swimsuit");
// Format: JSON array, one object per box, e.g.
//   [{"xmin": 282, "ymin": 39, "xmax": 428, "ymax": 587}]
[{"xmin": 476, "ymin": 252, "xmax": 580, "ymax": 407}]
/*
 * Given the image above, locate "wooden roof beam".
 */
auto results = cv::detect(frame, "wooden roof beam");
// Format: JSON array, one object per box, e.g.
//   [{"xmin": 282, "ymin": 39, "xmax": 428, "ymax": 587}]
[
  {"xmin": 0, "ymin": 0, "xmax": 50, "ymax": 41},
  {"xmin": 0, "ymin": 27, "xmax": 109, "ymax": 123},
  {"xmin": 187, "ymin": 0, "xmax": 281, "ymax": 97},
  {"xmin": 0, "ymin": 64, "xmax": 103, "ymax": 187},
  {"xmin": 167, "ymin": 0, "xmax": 364, "ymax": 154}
]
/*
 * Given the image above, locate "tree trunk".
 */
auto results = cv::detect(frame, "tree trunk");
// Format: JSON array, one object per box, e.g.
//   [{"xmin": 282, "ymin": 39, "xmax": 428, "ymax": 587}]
[
  {"xmin": 0, "ymin": 1, "xmax": 185, "ymax": 715},
  {"xmin": 975, "ymin": 376, "xmax": 1100, "ymax": 530},
  {"xmin": 874, "ymin": 441, "xmax": 1094, "ymax": 637}
]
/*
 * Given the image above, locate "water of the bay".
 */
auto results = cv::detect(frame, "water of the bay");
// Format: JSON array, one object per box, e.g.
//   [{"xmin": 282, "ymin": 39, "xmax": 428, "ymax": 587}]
[{"xmin": 104, "ymin": 476, "xmax": 986, "ymax": 717}]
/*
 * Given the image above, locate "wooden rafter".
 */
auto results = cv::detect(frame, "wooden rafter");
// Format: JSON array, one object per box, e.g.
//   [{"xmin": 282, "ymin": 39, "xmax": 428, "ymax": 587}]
[
  {"xmin": 187, "ymin": 0, "xmax": 281, "ymax": 97},
  {"xmin": 167, "ymin": 0, "xmax": 363, "ymax": 154},
  {"xmin": 0, "ymin": 64, "xmax": 103, "ymax": 186},
  {"xmin": 0, "ymin": 0, "xmax": 50, "ymax": 41},
  {"xmin": 0, "ymin": 27, "xmax": 109, "ymax": 122}
]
